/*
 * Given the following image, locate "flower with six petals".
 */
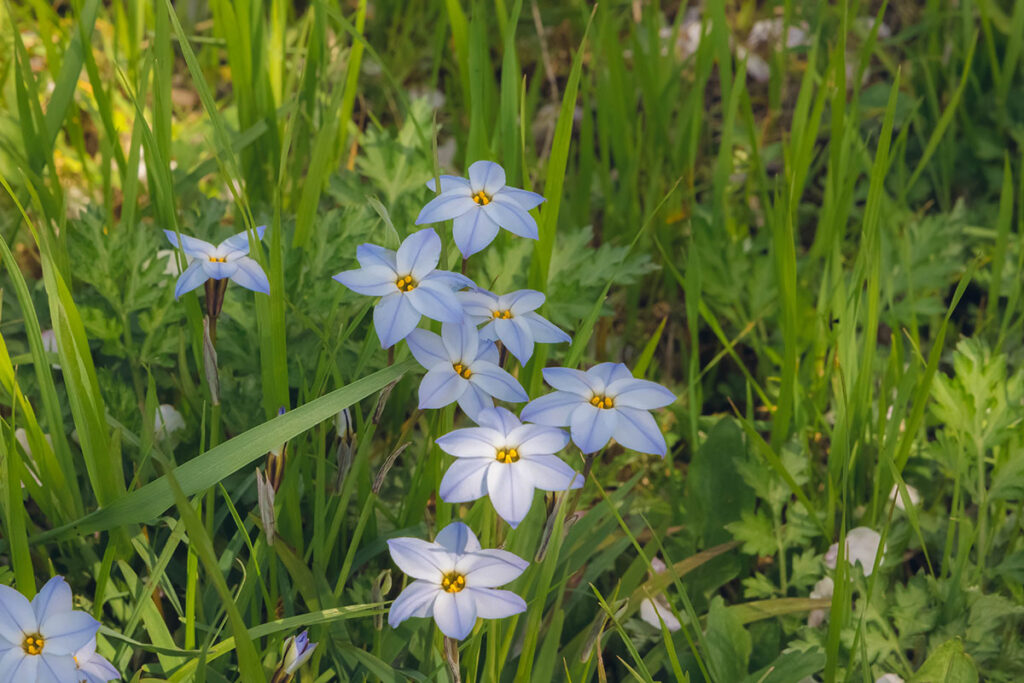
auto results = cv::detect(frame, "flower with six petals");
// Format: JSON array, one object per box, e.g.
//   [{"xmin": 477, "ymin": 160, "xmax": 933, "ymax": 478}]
[
  {"xmin": 521, "ymin": 363, "xmax": 675, "ymax": 455},
  {"xmin": 415, "ymin": 161, "xmax": 545, "ymax": 258},
  {"xmin": 407, "ymin": 322, "xmax": 528, "ymax": 418},
  {"xmin": 333, "ymin": 229, "xmax": 472, "ymax": 348},
  {"xmin": 459, "ymin": 289, "xmax": 570, "ymax": 364},
  {"xmin": 164, "ymin": 227, "xmax": 270, "ymax": 298},
  {"xmin": 436, "ymin": 407, "xmax": 581, "ymax": 528},
  {"xmin": 387, "ymin": 522, "xmax": 528, "ymax": 640},
  {"xmin": 0, "ymin": 575, "xmax": 101, "ymax": 681}
]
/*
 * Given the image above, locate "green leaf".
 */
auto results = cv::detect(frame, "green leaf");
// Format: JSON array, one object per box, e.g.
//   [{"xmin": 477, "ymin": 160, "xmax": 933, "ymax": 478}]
[
  {"xmin": 909, "ymin": 639, "xmax": 979, "ymax": 683},
  {"xmin": 685, "ymin": 417, "xmax": 755, "ymax": 546},
  {"xmin": 705, "ymin": 595, "xmax": 751, "ymax": 682}
]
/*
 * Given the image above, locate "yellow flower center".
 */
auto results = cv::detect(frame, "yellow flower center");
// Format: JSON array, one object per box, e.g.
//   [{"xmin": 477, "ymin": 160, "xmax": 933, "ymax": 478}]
[
  {"xmin": 471, "ymin": 190, "xmax": 492, "ymax": 206},
  {"xmin": 22, "ymin": 633, "xmax": 45, "ymax": 656},
  {"xmin": 453, "ymin": 362, "xmax": 473, "ymax": 379},
  {"xmin": 492, "ymin": 309, "xmax": 513, "ymax": 319},
  {"xmin": 395, "ymin": 274, "xmax": 417, "ymax": 292},
  {"xmin": 208, "ymin": 256, "xmax": 227, "ymax": 263},
  {"xmin": 589, "ymin": 394, "xmax": 615, "ymax": 410},
  {"xmin": 495, "ymin": 447, "xmax": 520, "ymax": 464},
  {"xmin": 440, "ymin": 571, "xmax": 466, "ymax": 593}
]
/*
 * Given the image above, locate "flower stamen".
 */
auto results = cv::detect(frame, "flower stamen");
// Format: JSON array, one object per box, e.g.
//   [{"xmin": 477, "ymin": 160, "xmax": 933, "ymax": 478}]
[
  {"xmin": 471, "ymin": 190, "xmax": 492, "ymax": 206},
  {"xmin": 453, "ymin": 362, "xmax": 472, "ymax": 379},
  {"xmin": 491, "ymin": 309, "xmax": 513, "ymax": 319},
  {"xmin": 495, "ymin": 447, "xmax": 520, "ymax": 464},
  {"xmin": 589, "ymin": 394, "xmax": 615, "ymax": 410},
  {"xmin": 208, "ymin": 256, "xmax": 227, "ymax": 263},
  {"xmin": 440, "ymin": 571, "xmax": 466, "ymax": 593},
  {"xmin": 395, "ymin": 274, "xmax": 417, "ymax": 292},
  {"xmin": 22, "ymin": 633, "xmax": 45, "ymax": 656}
]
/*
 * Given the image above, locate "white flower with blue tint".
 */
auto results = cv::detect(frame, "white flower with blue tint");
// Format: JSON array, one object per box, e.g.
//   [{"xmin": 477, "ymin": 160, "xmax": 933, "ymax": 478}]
[
  {"xmin": 824, "ymin": 527, "xmax": 885, "ymax": 577},
  {"xmin": 164, "ymin": 227, "xmax": 270, "ymax": 298},
  {"xmin": 407, "ymin": 322, "xmax": 528, "ymax": 418},
  {"xmin": 73, "ymin": 638, "xmax": 120, "ymax": 682},
  {"xmin": 387, "ymin": 522, "xmax": 528, "ymax": 640},
  {"xmin": 333, "ymin": 228, "xmax": 472, "ymax": 348},
  {"xmin": 0, "ymin": 575, "xmax": 101, "ymax": 681},
  {"xmin": 459, "ymin": 289, "xmax": 571, "ymax": 364},
  {"xmin": 415, "ymin": 161, "xmax": 545, "ymax": 258},
  {"xmin": 436, "ymin": 407, "xmax": 581, "ymax": 528},
  {"xmin": 521, "ymin": 363, "xmax": 676, "ymax": 456}
]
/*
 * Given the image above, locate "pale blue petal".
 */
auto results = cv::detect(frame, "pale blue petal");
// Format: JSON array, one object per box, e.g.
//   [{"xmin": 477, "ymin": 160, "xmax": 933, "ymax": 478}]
[
  {"xmin": 483, "ymin": 198, "xmax": 539, "ymax": 239},
  {"xmin": 229, "ymin": 257, "xmax": 270, "ymax": 294},
  {"xmin": 456, "ymin": 549, "xmax": 528, "ymax": 586},
  {"xmin": 468, "ymin": 363, "xmax": 528, "ymax": 402},
  {"xmin": 453, "ymin": 209, "xmax": 500, "ymax": 257},
  {"xmin": 76, "ymin": 650, "xmax": 120, "ymax": 681},
  {"xmin": 467, "ymin": 160, "xmax": 506, "ymax": 195},
  {"xmin": 0, "ymin": 649, "xmax": 37, "ymax": 681},
  {"xmin": 31, "ymin": 576, "xmax": 71, "ymax": 622},
  {"xmin": 500, "ymin": 289, "xmax": 544, "ymax": 314},
  {"xmin": 523, "ymin": 312, "xmax": 572, "ymax": 344},
  {"xmin": 569, "ymin": 403, "xmax": 617, "ymax": 454},
  {"xmin": 386, "ymin": 538, "xmax": 447, "ymax": 581},
  {"xmin": 469, "ymin": 588, "xmax": 527, "ymax": 619},
  {"xmin": 478, "ymin": 406, "xmax": 520, "ymax": 435},
  {"xmin": 485, "ymin": 463, "xmax": 535, "ymax": 528},
  {"xmin": 522, "ymin": 455, "xmax": 583, "ymax": 491},
  {"xmin": 436, "ymin": 427, "xmax": 500, "ymax": 458},
  {"xmin": 458, "ymin": 290, "xmax": 500, "ymax": 318},
  {"xmin": 442, "ymin": 322, "xmax": 479, "ymax": 363},
  {"xmin": 433, "ymin": 591, "xmax": 477, "ymax": 640},
  {"xmin": 388, "ymin": 580, "xmax": 440, "ymax": 628},
  {"xmin": 163, "ymin": 230, "xmax": 213, "ymax": 258},
  {"xmin": 542, "ymin": 367, "xmax": 596, "ymax": 396},
  {"xmin": 406, "ymin": 329, "xmax": 450, "ymax": 369},
  {"xmin": 477, "ymin": 340, "xmax": 500, "ymax": 365},
  {"xmin": 173, "ymin": 261, "xmax": 208, "ymax": 299},
  {"xmin": 613, "ymin": 406, "xmax": 668, "ymax": 457},
  {"xmin": 439, "ymin": 458, "xmax": 492, "ymax": 503},
  {"xmin": 426, "ymin": 175, "xmax": 472, "ymax": 193},
  {"xmin": 435, "ymin": 522, "xmax": 481, "ymax": 553},
  {"xmin": 416, "ymin": 193, "xmax": 477, "ymax": 225},
  {"xmin": 418, "ymin": 367, "xmax": 467, "ymax": 409},
  {"xmin": 219, "ymin": 226, "xmax": 266, "ymax": 255},
  {"xmin": 36, "ymin": 653, "xmax": 76, "ymax": 683},
  {"xmin": 494, "ymin": 318, "xmax": 534, "ymax": 365},
  {"xmin": 202, "ymin": 260, "xmax": 238, "ymax": 280},
  {"xmin": 424, "ymin": 270, "xmax": 475, "ymax": 291},
  {"xmin": 457, "ymin": 384, "xmax": 494, "ymax": 420},
  {"xmin": 496, "ymin": 186, "xmax": 545, "ymax": 211},
  {"xmin": 39, "ymin": 610, "xmax": 98, "ymax": 655},
  {"xmin": 0, "ymin": 584, "xmax": 36, "ymax": 643},
  {"xmin": 334, "ymin": 265, "xmax": 397, "ymax": 296},
  {"xmin": 374, "ymin": 293, "xmax": 422, "ymax": 348},
  {"xmin": 520, "ymin": 392, "xmax": 583, "ymax": 426},
  {"xmin": 356, "ymin": 243, "xmax": 397, "ymax": 270},
  {"xmin": 514, "ymin": 424, "xmax": 570, "ymax": 457},
  {"xmin": 406, "ymin": 280, "xmax": 464, "ymax": 323},
  {"xmin": 588, "ymin": 362, "xmax": 634, "ymax": 388},
  {"xmin": 608, "ymin": 378, "xmax": 676, "ymax": 410},
  {"xmin": 397, "ymin": 228, "xmax": 442, "ymax": 279}
]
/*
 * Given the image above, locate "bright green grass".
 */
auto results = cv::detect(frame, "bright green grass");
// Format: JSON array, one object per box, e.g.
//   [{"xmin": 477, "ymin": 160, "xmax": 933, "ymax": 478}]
[{"xmin": 1, "ymin": 0, "xmax": 1024, "ymax": 681}]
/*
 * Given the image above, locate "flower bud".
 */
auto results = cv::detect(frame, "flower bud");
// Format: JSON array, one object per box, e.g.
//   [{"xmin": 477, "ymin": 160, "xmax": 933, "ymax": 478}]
[{"xmin": 282, "ymin": 630, "xmax": 317, "ymax": 675}]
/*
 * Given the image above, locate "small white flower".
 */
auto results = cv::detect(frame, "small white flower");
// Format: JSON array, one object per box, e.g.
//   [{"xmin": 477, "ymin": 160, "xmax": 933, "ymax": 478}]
[
  {"xmin": 888, "ymin": 483, "xmax": 921, "ymax": 511},
  {"xmin": 875, "ymin": 675, "xmax": 905, "ymax": 683},
  {"xmin": 436, "ymin": 407, "xmax": 582, "ymax": 528},
  {"xmin": 807, "ymin": 576, "xmax": 834, "ymax": 628},
  {"xmin": 387, "ymin": 522, "xmax": 528, "ymax": 640},
  {"xmin": 824, "ymin": 527, "xmax": 885, "ymax": 577},
  {"xmin": 41, "ymin": 329, "xmax": 60, "ymax": 370},
  {"xmin": 638, "ymin": 558, "xmax": 681, "ymax": 632},
  {"xmin": 154, "ymin": 404, "xmax": 185, "ymax": 440}
]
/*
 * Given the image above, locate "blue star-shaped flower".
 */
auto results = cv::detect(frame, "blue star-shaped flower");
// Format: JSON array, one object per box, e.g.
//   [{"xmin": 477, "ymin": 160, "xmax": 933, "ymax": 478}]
[
  {"xmin": 333, "ymin": 228, "xmax": 472, "ymax": 348},
  {"xmin": 164, "ymin": 227, "xmax": 270, "ymax": 298},
  {"xmin": 459, "ymin": 288, "xmax": 570, "ymax": 364},
  {"xmin": 415, "ymin": 161, "xmax": 545, "ymax": 258},
  {"xmin": 520, "ymin": 363, "xmax": 676, "ymax": 456}
]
